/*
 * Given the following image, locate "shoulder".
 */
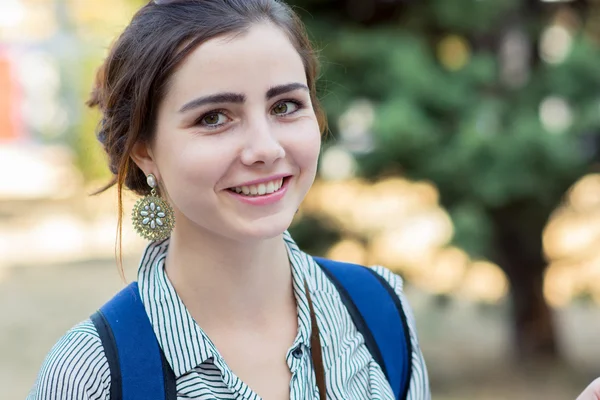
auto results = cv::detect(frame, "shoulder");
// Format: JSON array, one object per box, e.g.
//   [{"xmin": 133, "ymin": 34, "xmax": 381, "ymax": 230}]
[
  {"xmin": 316, "ymin": 260, "xmax": 431, "ymax": 397},
  {"xmin": 369, "ymin": 265, "xmax": 432, "ymax": 400},
  {"xmin": 366, "ymin": 265, "xmax": 415, "ymax": 334},
  {"xmin": 28, "ymin": 319, "xmax": 110, "ymax": 400},
  {"xmin": 369, "ymin": 265, "xmax": 405, "ymax": 294},
  {"xmin": 368, "ymin": 264, "xmax": 416, "ymax": 340}
]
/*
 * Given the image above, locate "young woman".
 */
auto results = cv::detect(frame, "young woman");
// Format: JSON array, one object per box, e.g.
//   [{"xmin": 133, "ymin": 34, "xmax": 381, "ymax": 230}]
[{"xmin": 28, "ymin": 1, "xmax": 430, "ymax": 399}]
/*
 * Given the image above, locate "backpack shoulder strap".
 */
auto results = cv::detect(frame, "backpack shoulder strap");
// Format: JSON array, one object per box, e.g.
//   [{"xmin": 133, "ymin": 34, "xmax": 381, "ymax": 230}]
[
  {"xmin": 90, "ymin": 282, "xmax": 176, "ymax": 400},
  {"xmin": 314, "ymin": 257, "xmax": 413, "ymax": 400}
]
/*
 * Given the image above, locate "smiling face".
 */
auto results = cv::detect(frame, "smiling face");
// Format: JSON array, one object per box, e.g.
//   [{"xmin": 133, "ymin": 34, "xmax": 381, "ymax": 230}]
[{"xmin": 133, "ymin": 23, "xmax": 321, "ymax": 243}]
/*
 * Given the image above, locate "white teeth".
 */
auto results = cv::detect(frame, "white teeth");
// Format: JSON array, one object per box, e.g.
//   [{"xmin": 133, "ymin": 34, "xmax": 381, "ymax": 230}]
[{"xmin": 230, "ymin": 178, "xmax": 285, "ymax": 196}]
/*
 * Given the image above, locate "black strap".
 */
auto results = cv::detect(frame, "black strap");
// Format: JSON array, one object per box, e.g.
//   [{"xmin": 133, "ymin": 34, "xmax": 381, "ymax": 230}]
[
  {"xmin": 91, "ymin": 311, "xmax": 122, "ymax": 400},
  {"xmin": 304, "ymin": 279, "xmax": 327, "ymax": 399},
  {"xmin": 366, "ymin": 268, "xmax": 413, "ymax": 400},
  {"xmin": 161, "ymin": 351, "xmax": 177, "ymax": 399}
]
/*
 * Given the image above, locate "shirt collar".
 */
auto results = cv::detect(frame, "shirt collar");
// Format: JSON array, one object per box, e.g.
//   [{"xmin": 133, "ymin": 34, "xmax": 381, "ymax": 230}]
[
  {"xmin": 136, "ymin": 231, "xmax": 331, "ymax": 379},
  {"xmin": 136, "ymin": 238, "xmax": 219, "ymax": 377},
  {"xmin": 283, "ymin": 232, "xmax": 332, "ymax": 348}
]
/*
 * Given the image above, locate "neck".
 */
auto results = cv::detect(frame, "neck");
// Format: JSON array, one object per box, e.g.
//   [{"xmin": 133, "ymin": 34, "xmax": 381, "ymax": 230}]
[{"xmin": 164, "ymin": 221, "xmax": 294, "ymax": 330}]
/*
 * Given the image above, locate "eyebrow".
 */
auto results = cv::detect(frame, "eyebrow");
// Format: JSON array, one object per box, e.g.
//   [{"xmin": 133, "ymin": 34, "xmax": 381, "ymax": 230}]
[
  {"xmin": 179, "ymin": 93, "xmax": 245, "ymax": 113},
  {"xmin": 178, "ymin": 82, "xmax": 309, "ymax": 113},
  {"xmin": 266, "ymin": 82, "xmax": 309, "ymax": 100}
]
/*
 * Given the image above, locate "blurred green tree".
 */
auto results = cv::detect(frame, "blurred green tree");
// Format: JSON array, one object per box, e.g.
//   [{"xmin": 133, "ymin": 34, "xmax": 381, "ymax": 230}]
[
  {"xmin": 289, "ymin": 0, "xmax": 600, "ymax": 361},
  {"xmin": 67, "ymin": 0, "xmax": 148, "ymax": 183}
]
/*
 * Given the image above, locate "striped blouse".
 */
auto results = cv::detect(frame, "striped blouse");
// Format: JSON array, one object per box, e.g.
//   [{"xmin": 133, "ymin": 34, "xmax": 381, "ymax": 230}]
[{"xmin": 28, "ymin": 231, "xmax": 430, "ymax": 399}]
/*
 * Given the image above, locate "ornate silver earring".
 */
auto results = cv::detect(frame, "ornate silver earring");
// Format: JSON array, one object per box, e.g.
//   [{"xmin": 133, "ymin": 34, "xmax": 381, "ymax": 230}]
[{"xmin": 132, "ymin": 174, "xmax": 175, "ymax": 241}]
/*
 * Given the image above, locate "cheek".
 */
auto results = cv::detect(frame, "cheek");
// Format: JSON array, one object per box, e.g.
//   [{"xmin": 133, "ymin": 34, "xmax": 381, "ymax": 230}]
[
  {"xmin": 155, "ymin": 134, "xmax": 232, "ymax": 191},
  {"xmin": 283, "ymin": 119, "xmax": 322, "ymax": 171}
]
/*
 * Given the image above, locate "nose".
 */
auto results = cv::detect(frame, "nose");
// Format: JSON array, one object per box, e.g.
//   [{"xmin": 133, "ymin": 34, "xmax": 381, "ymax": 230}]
[{"xmin": 240, "ymin": 120, "xmax": 285, "ymax": 167}]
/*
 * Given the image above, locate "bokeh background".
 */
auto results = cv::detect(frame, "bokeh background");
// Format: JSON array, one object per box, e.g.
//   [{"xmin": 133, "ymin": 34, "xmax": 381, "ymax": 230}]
[{"xmin": 1, "ymin": 0, "xmax": 600, "ymax": 399}]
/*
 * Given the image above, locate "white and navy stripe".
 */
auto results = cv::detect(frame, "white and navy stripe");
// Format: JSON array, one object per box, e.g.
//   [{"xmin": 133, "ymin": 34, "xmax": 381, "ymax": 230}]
[{"xmin": 28, "ymin": 231, "xmax": 430, "ymax": 399}]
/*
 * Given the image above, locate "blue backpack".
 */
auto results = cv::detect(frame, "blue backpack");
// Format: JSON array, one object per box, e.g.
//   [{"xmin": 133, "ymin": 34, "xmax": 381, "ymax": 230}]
[{"xmin": 90, "ymin": 258, "xmax": 413, "ymax": 400}]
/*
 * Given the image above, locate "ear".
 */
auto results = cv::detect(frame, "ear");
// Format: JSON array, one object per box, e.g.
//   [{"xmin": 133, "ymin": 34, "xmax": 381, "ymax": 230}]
[{"xmin": 130, "ymin": 140, "xmax": 160, "ymax": 181}]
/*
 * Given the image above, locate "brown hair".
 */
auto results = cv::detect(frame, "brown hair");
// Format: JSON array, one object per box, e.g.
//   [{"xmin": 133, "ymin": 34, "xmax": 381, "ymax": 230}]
[{"xmin": 87, "ymin": 0, "xmax": 326, "ymax": 270}]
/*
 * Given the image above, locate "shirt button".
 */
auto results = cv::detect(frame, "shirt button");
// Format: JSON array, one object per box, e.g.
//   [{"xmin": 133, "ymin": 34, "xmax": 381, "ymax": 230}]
[{"xmin": 292, "ymin": 347, "xmax": 303, "ymax": 359}]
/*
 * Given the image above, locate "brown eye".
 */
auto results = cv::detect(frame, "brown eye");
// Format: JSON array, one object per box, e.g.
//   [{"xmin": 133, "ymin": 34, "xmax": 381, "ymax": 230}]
[
  {"xmin": 273, "ymin": 102, "xmax": 289, "ymax": 115},
  {"xmin": 272, "ymin": 101, "xmax": 300, "ymax": 115},
  {"xmin": 198, "ymin": 111, "xmax": 229, "ymax": 128},
  {"xmin": 202, "ymin": 113, "xmax": 221, "ymax": 125}
]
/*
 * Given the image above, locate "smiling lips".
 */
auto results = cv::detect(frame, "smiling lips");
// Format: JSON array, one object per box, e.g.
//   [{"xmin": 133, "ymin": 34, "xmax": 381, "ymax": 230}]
[
  {"xmin": 226, "ymin": 176, "xmax": 290, "ymax": 206},
  {"xmin": 229, "ymin": 178, "xmax": 285, "ymax": 197}
]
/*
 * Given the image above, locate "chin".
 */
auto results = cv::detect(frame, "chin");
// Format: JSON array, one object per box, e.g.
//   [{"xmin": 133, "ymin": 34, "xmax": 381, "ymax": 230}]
[{"xmin": 229, "ymin": 211, "xmax": 296, "ymax": 242}]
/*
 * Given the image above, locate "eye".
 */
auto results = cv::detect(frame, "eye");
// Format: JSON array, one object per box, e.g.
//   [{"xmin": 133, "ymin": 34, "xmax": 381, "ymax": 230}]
[
  {"xmin": 271, "ymin": 100, "xmax": 302, "ymax": 116},
  {"xmin": 198, "ymin": 111, "xmax": 228, "ymax": 128}
]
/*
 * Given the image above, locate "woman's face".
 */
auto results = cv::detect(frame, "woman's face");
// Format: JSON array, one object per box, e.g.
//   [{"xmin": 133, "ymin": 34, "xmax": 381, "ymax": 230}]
[{"xmin": 140, "ymin": 23, "xmax": 321, "ymax": 242}]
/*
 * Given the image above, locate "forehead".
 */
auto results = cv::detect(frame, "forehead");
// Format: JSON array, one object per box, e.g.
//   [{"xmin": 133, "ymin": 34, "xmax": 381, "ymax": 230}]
[{"xmin": 165, "ymin": 23, "xmax": 307, "ymax": 106}]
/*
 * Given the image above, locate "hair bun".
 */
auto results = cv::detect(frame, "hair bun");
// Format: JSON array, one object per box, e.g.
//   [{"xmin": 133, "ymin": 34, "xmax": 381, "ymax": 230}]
[{"xmin": 96, "ymin": 118, "xmax": 108, "ymax": 145}]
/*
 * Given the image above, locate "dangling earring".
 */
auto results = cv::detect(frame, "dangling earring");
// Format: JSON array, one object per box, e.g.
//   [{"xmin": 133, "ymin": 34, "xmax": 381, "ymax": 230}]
[{"xmin": 132, "ymin": 174, "xmax": 175, "ymax": 241}]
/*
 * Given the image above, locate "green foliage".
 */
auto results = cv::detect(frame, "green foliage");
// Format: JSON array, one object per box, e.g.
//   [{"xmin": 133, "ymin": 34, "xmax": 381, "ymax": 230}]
[
  {"xmin": 290, "ymin": 216, "xmax": 342, "ymax": 256},
  {"xmin": 428, "ymin": 0, "xmax": 520, "ymax": 33},
  {"xmin": 290, "ymin": 0, "xmax": 600, "ymax": 262},
  {"xmin": 72, "ymin": 55, "xmax": 111, "ymax": 183}
]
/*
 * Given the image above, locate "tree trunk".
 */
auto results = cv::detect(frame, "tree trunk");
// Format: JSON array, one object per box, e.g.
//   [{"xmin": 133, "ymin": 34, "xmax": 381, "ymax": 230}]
[{"xmin": 491, "ymin": 203, "xmax": 558, "ymax": 360}]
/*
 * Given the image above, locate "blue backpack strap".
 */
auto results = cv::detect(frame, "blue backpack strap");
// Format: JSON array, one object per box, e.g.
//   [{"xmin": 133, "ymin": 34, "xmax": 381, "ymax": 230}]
[
  {"xmin": 90, "ymin": 282, "xmax": 176, "ymax": 400},
  {"xmin": 314, "ymin": 257, "xmax": 412, "ymax": 400}
]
